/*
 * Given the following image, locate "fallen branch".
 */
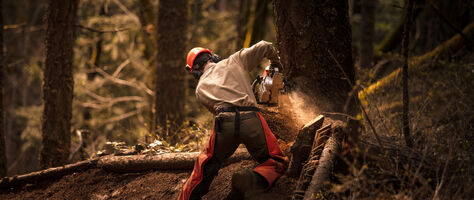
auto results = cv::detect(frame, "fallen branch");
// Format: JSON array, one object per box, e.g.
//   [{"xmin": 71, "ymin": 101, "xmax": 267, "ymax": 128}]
[
  {"xmin": 304, "ymin": 130, "xmax": 342, "ymax": 199},
  {"xmin": 76, "ymin": 24, "xmax": 131, "ymax": 33},
  {"xmin": 0, "ymin": 159, "xmax": 98, "ymax": 189}
]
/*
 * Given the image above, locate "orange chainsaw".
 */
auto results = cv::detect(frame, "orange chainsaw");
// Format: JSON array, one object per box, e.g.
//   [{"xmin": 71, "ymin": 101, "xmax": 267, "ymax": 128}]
[{"xmin": 251, "ymin": 64, "xmax": 288, "ymax": 106}]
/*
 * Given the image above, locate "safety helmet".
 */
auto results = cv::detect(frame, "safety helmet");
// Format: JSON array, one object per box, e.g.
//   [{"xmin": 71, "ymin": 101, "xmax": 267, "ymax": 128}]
[{"xmin": 186, "ymin": 47, "xmax": 212, "ymax": 72}]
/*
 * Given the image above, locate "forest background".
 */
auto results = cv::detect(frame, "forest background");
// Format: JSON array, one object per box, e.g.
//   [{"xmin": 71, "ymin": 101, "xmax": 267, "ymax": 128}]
[{"xmin": 0, "ymin": 2, "xmax": 472, "ymax": 195}]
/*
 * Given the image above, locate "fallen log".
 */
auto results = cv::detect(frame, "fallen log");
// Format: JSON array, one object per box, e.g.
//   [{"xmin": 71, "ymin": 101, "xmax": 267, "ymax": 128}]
[
  {"xmin": 0, "ymin": 149, "xmax": 252, "ymax": 188},
  {"xmin": 362, "ymin": 21, "xmax": 474, "ymax": 97},
  {"xmin": 0, "ymin": 159, "xmax": 98, "ymax": 189},
  {"xmin": 304, "ymin": 126, "xmax": 343, "ymax": 199},
  {"xmin": 98, "ymin": 148, "xmax": 252, "ymax": 173},
  {"xmin": 292, "ymin": 123, "xmax": 332, "ymax": 200},
  {"xmin": 288, "ymin": 115, "xmax": 324, "ymax": 177}
]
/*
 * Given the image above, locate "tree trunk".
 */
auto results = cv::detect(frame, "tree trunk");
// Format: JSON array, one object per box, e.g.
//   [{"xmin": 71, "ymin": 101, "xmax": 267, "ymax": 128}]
[
  {"xmin": 40, "ymin": 0, "xmax": 78, "ymax": 169},
  {"xmin": 155, "ymin": 0, "xmax": 188, "ymax": 141},
  {"xmin": 0, "ymin": 0, "xmax": 7, "ymax": 177},
  {"xmin": 401, "ymin": 0, "xmax": 414, "ymax": 147},
  {"xmin": 236, "ymin": 0, "xmax": 251, "ymax": 49},
  {"xmin": 303, "ymin": 134, "xmax": 342, "ymax": 199},
  {"xmin": 242, "ymin": 0, "xmax": 271, "ymax": 48},
  {"xmin": 360, "ymin": 0, "xmax": 376, "ymax": 68},
  {"xmin": 273, "ymin": 0, "xmax": 356, "ymax": 115},
  {"xmin": 138, "ymin": 0, "xmax": 156, "ymax": 140}
]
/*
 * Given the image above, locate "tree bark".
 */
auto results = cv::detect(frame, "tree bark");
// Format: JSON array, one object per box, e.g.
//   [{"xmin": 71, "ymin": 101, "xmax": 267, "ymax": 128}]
[
  {"xmin": 360, "ymin": 0, "xmax": 376, "ymax": 68},
  {"xmin": 155, "ymin": 0, "xmax": 188, "ymax": 141},
  {"xmin": 0, "ymin": 0, "xmax": 7, "ymax": 177},
  {"xmin": 273, "ymin": 0, "xmax": 357, "ymax": 115},
  {"xmin": 401, "ymin": 0, "xmax": 415, "ymax": 147},
  {"xmin": 40, "ymin": 0, "xmax": 78, "ymax": 169},
  {"xmin": 292, "ymin": 123, "xmax": 332, "ymax": 200},
  {"xmin": 303, "ymin": 134, "xmax": 342, "ymax": 199},
  {"xmin": 98, "ymin": 149, "xmax": 251, "ymax": 172},
  {"xmin": 288, "ymin": 115, "xmax": 324, "ymax": 177}
]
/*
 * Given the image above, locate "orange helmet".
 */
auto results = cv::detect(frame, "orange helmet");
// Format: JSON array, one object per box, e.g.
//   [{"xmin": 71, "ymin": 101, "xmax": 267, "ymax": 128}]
[{"xmin": 186, "ymin": 47, "xmax": 212, "ymax": 71}]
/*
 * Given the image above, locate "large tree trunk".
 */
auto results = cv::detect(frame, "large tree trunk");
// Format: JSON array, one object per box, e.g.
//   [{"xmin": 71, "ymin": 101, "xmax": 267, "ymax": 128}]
[
  {"xmin": 0, "ymin": 0, "xmax": 7, "ymax": 177},
  {"xmin": 273, "ymin": 0, "xmax": 356, "ymax": 115},
  {"xmin": 155, "ymin": 0, "xmax": 188, "ymax": 141},
  {"xmin": 40, "ymin": 0, "xmax": 78, "ymax": 169}
]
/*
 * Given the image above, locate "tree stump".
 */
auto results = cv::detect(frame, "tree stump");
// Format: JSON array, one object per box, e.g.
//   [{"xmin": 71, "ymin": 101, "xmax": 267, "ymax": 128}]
[{"xmin": 288, "ymin": 115, "xmax": 324, "ymax": 177}]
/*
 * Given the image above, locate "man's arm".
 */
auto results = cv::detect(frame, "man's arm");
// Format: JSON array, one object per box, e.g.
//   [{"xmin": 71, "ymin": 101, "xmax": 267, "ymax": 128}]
[{"xmin": 233, "ymin": 41, "xmax": 280, "ymax": 71}]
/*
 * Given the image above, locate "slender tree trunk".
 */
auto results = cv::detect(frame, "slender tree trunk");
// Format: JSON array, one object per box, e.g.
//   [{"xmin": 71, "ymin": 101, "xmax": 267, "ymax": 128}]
[
  {"xmin": 360, "ymin": 0, "xmax": 376, "ymax": 68},
  {"xmin": 138, "ymin": 0, "xmax": 156, "ymax": 140},
  {"xmin": 155, "ymin": 0, "xmax": 188, "ymax": 142},
  {"xmin": 0, "ymin": 0, "xmax": 7, "ymax": 177},
  {"xmin": 40, "ymin": 0, "xmax": 78, "ymax": 168},
  {"xmin": 401, "ymin": 0, "xmax": 414, "ymax": 147},
  {"xmin": 273, "ymin": 0, "xmax": 356, "ymax": 115}
]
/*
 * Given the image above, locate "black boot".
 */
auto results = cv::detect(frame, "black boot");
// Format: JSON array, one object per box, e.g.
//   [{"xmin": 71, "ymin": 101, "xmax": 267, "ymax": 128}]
[{"xmin": 228, "ymin": 169, "xmax": 268, "ymax": 200}]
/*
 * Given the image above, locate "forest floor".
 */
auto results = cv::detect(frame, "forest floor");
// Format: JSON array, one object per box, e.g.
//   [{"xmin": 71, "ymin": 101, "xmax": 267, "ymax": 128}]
[{"xmin": 0, "ymin": 103, "xmax": 304, "ymax": 200}]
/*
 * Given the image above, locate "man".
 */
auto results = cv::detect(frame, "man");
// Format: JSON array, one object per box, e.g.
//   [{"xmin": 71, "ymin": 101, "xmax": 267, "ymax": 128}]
[{"xmin": 179, "ymin": 41, "xmax": 288, "ymax": 200}]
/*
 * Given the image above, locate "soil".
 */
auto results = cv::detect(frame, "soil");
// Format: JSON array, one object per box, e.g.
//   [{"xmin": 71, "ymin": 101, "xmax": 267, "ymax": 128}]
[{"xmin": 0, "ymin": 107, "xmax": 300, "ymax": 200}]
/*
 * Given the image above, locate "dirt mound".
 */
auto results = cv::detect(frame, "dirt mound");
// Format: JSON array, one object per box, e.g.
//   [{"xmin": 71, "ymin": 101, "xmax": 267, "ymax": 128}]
[
  {"xmin": 0, "ymin": 160, "xmax": 296, "ymax": 200},
  {"xmin": 0, "ymin": 107, "xmax": 299, "ymax": 199}
]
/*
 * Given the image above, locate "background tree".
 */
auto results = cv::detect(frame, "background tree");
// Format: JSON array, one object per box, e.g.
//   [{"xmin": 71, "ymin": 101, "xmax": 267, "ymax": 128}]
[
  {"xmin": 154, "ymin": 0, "xmax": 188, "ymax": 141},
  {"xmin": 273, "ymin": 0, "xmax": 356, "ymax": 115},
  {"xmin": 401, "ymin": 0, "xmax": 414, "ymax": 147},
  {"xmin": 0, "ymin": 0, "xmax": 7, "ymax": 177},
  {"xmin": 40, "ymin": 0, "xmax": 78, "ymax": 168},
  {"xmin": 360, "ymin": 0, "xmax": 376, "ymax": 68}
]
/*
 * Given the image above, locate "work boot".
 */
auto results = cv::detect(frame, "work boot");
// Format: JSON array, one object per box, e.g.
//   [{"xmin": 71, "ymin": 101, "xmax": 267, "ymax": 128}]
[{"xmin": 229, "ymin": 169, "xmax": 268, "ymax": 200}]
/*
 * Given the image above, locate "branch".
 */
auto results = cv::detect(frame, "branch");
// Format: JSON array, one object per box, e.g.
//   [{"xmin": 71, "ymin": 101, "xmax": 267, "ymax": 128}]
[
  {"xmin": 328, "ymin": 50, "xmax": 385, "ymax": 152},
  {"xmin": 95, "ymin": 68, "xmax": 153, "ymax": 95},
  {"xmin": 428, "ymin": 0, "xmax": 473, "ymax": 46},
  {"xmin": 102, "ymin": 110, "xmax": 139, "ymax": 124},
  {"xmin": 76, "ymin": 24, "xmax": 131, "ymax": 33}
]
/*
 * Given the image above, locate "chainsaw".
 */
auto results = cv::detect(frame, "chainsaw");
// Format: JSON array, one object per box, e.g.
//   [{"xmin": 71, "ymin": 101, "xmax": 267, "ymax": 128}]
[{"xmin": 251, "ymin": 64, "xmax": 288, "ymax": 106}]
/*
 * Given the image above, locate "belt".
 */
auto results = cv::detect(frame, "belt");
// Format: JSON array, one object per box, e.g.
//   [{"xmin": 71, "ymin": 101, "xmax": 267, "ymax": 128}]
[{"xmin": 216, "ymin": 106, "xmax": 259, "ymax": 136}]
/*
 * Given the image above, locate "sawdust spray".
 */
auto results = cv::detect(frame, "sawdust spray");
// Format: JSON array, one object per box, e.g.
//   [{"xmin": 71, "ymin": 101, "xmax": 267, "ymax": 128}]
[{"xmin": 278, "ymin": 90, "xmax": 320, "ymax": 127}]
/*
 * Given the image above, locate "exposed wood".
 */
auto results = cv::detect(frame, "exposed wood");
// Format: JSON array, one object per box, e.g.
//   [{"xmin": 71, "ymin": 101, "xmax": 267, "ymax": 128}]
[
  {"xmin": 0, "ymin": 159, "xmax": 98, "ymax": 189},
  {"xmin": 292, "ymin": 123, "xmax": 332, "ymax": 200},
  {"xmin": 304, "ymin": 129, "xmax": 342, "ymax": 199},
  {"xmin": 288, "ymin": 115, "xmax": 324, "ymax": 177}
]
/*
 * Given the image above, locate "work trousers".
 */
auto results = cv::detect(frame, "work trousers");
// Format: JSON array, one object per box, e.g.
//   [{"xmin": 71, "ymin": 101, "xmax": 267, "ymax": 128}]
[{"xmin": 190, "ymin": 112, "xmax": 271, "ymax": 199}]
